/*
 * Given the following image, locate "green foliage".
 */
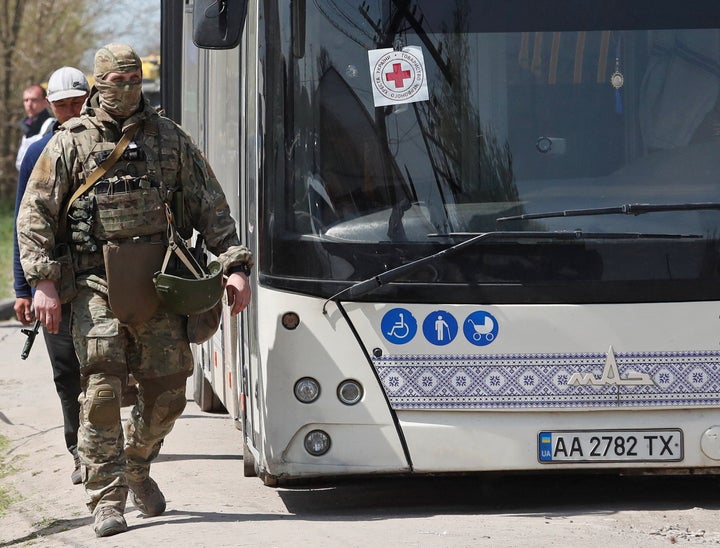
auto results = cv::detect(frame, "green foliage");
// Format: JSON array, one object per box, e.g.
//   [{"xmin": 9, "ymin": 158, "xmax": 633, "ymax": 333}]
[
  {"xmin": 0, "ymin": 0, "xmax": 161, "ymax": 202},
  {"xmin": 0, "ymin": 199, "xmax": 14, "ymax": 300}
]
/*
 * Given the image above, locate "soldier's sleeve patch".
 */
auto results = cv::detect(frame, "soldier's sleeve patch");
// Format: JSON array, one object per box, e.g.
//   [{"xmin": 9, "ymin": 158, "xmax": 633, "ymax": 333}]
[{"xmin": 28, "ymin": 153, "xmax": 54, "ymax": 183}]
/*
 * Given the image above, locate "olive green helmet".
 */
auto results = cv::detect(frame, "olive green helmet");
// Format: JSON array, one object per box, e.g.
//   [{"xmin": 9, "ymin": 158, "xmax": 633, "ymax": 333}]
[{"xmin": 154, "ymin": 260, "xmax": 224, "ymax": 315}]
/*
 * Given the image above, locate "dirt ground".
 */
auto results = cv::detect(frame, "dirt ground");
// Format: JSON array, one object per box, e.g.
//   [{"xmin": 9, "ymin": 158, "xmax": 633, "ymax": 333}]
[{"xmin": 3, "ymin": 317, "xmax": 720, "ymax": 547}]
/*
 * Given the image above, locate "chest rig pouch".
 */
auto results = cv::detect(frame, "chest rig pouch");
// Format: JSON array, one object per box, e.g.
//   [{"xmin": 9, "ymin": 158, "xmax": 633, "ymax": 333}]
[
  {"xmin": 88, "ymin": 140, "xmax": 167, "ymax": 240},
  {"xmin": 71, "ymin": 120, "xmax": 170, "ymax": 325}
]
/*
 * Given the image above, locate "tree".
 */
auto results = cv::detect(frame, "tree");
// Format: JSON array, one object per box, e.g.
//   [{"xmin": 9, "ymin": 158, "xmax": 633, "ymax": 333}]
[
  {"xmin": 0, "ymin": 0, "xmax": 162, "ymax": 202},
  {"xmin": 0, "ymin": 0, "xmax": 105, "ymax": 200}
]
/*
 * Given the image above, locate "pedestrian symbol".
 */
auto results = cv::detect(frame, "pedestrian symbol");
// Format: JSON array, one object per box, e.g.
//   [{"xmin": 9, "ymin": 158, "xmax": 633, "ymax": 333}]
[
  {"xmin": 422, "ymin": 310, "xmax": 458, "ymax": 346},
  {"xmin": 463, "ymin": 311, "xmax": 499, "ymax": 346},
  {"xmin": 381, "ymin": 308, "xmax": 417, "ymax": 345}
]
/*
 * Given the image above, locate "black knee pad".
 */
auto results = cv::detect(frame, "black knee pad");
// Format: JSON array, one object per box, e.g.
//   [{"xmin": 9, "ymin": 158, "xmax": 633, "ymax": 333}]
[{"xmin": 87, "ymin": 384, "xmax": 121, "ymax": 427}]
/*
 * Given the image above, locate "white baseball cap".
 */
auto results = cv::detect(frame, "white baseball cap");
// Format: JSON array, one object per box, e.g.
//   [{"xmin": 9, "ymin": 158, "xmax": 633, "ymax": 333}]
[{"xmin": 47, "ymin": 66, "xmax": 90, "ymax": 102}]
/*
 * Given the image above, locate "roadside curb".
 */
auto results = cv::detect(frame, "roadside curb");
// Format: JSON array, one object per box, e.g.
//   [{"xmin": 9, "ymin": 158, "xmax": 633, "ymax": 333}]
[{"xmin": 0, "ymin": 298, "xmax": 15, "ymax": 321}]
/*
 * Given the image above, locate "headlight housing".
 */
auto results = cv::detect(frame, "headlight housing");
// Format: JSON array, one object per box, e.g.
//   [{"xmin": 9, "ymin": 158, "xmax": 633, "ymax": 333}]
[
  {"xmin": 304, "ymin": 430, "xmax": 331, "ymax": 456},
  {"xmin": 294, "ymin": 377, "xmax": 320, "ymax": 404},
  {"xmin": 337, "ymin": 379, "xmax": 363, "ymax": 405}
]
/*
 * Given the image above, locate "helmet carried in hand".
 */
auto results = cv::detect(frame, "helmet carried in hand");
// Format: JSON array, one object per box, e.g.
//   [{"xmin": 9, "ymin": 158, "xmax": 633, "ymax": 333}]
[{"xmin": 154, "ymin": 260, "xmax": 224, "ymax": 315}]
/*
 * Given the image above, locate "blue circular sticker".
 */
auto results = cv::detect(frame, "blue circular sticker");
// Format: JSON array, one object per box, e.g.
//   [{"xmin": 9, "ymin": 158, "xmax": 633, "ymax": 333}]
[
  {"xmin": 381, "ymin": 308, "xmax": 417, "ymax": 344},
  {"xmin": 422, "ymin": 310, "xmax": 458, "ymax": 346},
  {"xmin": 463, "ymin": 311, "xmax": 499, "ymax": 346}
]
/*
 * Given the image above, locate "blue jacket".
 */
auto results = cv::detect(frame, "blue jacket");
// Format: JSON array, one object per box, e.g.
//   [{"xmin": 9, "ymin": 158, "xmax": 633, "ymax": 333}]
[{"xmin": 13, "ymin": 123, "xmax": 59, "ymax": 298}]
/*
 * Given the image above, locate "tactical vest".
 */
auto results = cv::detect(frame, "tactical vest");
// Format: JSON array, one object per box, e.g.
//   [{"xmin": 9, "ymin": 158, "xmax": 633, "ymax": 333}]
[{"xmin": 65, "ymin": 113, "xmax": 183, "ymax": 244}]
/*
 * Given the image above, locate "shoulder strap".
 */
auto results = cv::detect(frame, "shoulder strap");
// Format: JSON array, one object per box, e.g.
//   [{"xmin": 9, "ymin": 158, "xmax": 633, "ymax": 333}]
[
  {"xmin": 59, "ymin": 123, "xmax": 141, "ymax": 235},
  {"xmin": 159, "ymin": 204, "xmax": 208, "ymax": 279}
]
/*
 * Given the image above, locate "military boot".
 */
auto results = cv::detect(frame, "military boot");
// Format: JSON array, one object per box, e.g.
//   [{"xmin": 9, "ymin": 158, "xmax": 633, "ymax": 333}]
[
  {"xmin": 71, "ymin": 448, "xmax": 82, "ymax": 485},
  {"xmin": 128, "ymin": 476, "xmax": 166, "ymax": 516},
  {"xmin": 93, "ymin": 506, "xmax": 127, "ymax": 537}
]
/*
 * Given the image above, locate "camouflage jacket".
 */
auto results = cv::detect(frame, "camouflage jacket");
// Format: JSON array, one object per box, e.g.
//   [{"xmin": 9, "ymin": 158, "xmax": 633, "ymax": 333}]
[{"xmin": 17, "ymin": 94, "xmax": 253, "ymax": 288}]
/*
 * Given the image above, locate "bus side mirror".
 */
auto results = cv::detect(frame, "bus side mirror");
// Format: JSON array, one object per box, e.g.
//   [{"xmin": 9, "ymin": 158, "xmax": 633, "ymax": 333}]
[{"xmin": 192, "ymin": 0, "xmax": 247, "ymax": 49}]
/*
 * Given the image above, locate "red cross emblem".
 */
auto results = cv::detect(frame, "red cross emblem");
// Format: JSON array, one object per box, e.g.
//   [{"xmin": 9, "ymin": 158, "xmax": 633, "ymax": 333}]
[
  {"xmin": 369, "ymin": 47, "xmax": 428, "ymax": 106},
  {"xmin": 385, "ymin": 63, "xmax": 412, "ymax": 89}
]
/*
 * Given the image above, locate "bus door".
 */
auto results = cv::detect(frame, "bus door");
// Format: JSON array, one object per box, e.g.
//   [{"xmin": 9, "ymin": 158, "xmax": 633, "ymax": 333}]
[{"xmin": 238, "ymin": 0, "xmax": 261, "ymax": 469}]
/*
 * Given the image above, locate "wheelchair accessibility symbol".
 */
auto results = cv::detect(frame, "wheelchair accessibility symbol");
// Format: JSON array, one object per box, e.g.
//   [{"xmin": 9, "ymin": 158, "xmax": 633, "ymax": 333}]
[
  {"xmin": 381, "ymin": 308, "xmax": 417, "ymax": 344},
  {"xmin": 463, "ymin": 311, "xmax": 499, "ymax": 346}
]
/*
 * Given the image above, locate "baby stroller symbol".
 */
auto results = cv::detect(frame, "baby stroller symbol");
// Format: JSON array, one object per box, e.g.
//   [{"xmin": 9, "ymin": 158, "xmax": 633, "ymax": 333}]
[
  {"xmin": 464, "ymin": 311, "xmax": 499, "ymax": 346},
  {"xmin": 467, "ymin": 317, "xmax": 494, "ymax": 341}
]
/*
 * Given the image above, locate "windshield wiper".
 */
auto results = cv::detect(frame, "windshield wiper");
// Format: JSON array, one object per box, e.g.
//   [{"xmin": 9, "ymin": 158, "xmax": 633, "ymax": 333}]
[
  {"xmin": 322, "ymin": 230, "xmax": 701, "ymax": 311},
  {"xmin": 497, "ymin": 202, "xmax": 720, "ymax": 223}
]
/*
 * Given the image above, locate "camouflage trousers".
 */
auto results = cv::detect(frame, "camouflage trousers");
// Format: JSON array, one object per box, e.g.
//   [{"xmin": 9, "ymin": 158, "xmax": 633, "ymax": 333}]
[{"xmin": 71, "ymin": 284, "xmax": 193, "ymax": 514}]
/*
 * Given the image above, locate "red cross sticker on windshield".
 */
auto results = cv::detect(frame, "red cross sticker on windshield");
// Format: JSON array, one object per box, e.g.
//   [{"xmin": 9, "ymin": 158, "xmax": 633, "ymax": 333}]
[
  {"xmin": 369, "ymin": 46, "xmax": 429, "ymax": 107},
  {"xmin": 385, "ymin": 63, "xmax": 412, "ymax": 88}
]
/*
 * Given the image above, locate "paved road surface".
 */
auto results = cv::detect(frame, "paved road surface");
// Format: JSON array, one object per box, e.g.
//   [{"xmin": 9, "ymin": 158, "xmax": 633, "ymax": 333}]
[{"xmin": 1, "ymin": 318, "xmax": 720, "ymax": 547}]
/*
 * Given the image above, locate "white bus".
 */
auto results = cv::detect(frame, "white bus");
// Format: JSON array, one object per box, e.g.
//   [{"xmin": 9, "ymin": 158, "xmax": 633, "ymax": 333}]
[{"xmin": 162, "ymin": 0, "xmax": 720, "ymax": 485}]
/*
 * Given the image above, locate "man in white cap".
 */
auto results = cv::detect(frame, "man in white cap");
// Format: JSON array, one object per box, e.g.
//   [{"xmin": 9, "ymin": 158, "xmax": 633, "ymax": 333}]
[{"xmin": 12, "ymin": 66, "xmax": 89, "ymax": 485}]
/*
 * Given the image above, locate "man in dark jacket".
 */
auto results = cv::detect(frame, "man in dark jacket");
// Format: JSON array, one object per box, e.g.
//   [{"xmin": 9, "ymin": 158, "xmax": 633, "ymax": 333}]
[{"xmin": 13, "ymin": 66, "xmax": 89, "ymax": 485}]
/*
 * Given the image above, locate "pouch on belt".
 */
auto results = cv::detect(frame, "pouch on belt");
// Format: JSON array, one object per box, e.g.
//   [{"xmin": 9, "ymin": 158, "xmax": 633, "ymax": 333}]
[
  {"xmin": 103, "ymin": 240, "xmax": 165, "ymax": 324},
  {"xmin": 54, "ymin": 242, "xmax": 78, "ymax": 304}
]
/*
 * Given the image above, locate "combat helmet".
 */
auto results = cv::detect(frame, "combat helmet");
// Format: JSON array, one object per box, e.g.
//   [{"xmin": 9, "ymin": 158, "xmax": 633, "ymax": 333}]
[{"xmin": 154, "ymin": 260, "xmax": 224, "ymax": 315}]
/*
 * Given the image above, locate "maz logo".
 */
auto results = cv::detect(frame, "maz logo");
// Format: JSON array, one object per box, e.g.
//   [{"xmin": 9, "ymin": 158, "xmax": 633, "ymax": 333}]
[{"xmin": 567, "ymin": 346, "xmax": 654, "ymax": 386}]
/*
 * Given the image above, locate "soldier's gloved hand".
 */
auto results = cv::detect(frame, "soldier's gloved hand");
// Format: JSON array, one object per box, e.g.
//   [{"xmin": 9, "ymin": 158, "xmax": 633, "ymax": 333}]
[{"xmin": 68, "ymin": 196, "xmax": 97, "ymax": 253}]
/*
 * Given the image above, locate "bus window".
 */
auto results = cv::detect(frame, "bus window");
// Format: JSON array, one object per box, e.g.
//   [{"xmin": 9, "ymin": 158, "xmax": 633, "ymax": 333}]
[{"xmin": 256, "ymin": 1, "xmax": 720, "ymax": 306}]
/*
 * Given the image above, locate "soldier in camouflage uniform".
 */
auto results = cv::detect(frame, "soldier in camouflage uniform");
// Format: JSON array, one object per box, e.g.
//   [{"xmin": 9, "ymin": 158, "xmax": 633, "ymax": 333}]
[{"xmin": 17, "ymin": 43, "xmax": 253, "ymax": 538}]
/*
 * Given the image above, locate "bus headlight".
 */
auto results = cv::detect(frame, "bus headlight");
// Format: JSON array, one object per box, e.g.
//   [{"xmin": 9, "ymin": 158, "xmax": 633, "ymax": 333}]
[
  {"xmin": 304, "ymin": 430, "xmax": 331, "ymax": 456},
  {"xmin": 294, "ymin": 377, "xmax": 320, "ymax": 403},
  {"xmin": 337, "ymin": 379, "xmax": 363, "ymax": 405}
]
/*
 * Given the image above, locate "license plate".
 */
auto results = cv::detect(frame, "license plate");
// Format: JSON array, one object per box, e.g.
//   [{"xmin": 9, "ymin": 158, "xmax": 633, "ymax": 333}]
[{"xmin": 538, "ymin": 429, "xmax": 683, "ymax": 463}]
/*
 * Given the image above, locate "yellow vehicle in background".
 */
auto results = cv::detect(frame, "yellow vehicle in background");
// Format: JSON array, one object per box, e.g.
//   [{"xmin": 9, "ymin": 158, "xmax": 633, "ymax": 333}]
[{"xmin": 141, "ymin": 54, "xmax": 161, "ymax": 108}]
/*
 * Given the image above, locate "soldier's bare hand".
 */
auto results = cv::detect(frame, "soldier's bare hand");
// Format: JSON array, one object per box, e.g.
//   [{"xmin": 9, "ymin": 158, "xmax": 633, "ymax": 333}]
[
  {"xmin": 14, "ymin": 297, "xmax": 34, "ymax": 326},
  {"xmin": 225, "ymin": 272, "xmax": 251, "ymax": 315},
  {"xmin": 33, "ymin": 280, "xmax": 62, "ymax": 334}
]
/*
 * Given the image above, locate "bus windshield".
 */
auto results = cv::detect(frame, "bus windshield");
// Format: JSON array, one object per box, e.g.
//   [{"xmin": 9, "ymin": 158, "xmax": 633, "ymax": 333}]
[{"xmin": 261, "ymin": 0, "xmax": 720, "ymax": 303}]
